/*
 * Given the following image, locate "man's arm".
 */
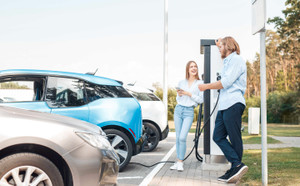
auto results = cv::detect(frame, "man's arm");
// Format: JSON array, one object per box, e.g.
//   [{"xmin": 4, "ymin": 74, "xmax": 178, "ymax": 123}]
[{"xmin": 198, "ymin": 81, "xmax": 223, "ymax": 91}]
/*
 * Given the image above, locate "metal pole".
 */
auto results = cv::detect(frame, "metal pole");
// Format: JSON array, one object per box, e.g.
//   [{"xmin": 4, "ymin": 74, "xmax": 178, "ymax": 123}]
[
  {"xmin": 260, "ymin": 30, "xmax": 268, "ymax": 186},
  {"xmin": 163, "ymin": 0, "xmax": 168, "ymax": 116}
]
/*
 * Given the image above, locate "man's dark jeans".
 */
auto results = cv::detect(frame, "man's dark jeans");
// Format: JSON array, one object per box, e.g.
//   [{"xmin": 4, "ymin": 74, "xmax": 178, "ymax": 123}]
[{"xmin": 213, "ymin": 103, "xmax": 245, "ymax": 168}]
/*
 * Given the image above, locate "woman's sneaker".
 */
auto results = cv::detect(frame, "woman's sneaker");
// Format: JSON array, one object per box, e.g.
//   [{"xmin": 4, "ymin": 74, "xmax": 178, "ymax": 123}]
[
  {"xmin": 177, "ymin": 162, "xmax": 184, "ymax": 171},
  {"xmin": 170, "ymin": 162, "xmax": 178, "ymax": 170}
]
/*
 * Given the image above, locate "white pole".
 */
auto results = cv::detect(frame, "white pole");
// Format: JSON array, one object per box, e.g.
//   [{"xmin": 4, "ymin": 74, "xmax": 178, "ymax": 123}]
[
  {"xmin": 260, "ymin": 30, "xmax": 268, "ymax": 186},
  {"xmin": 163, "ymin": 0, "xmax": 168, "ymax": 117},
  {"xmin": 260, "ymin": 0, "xmax": 268, "ymax": 185}
]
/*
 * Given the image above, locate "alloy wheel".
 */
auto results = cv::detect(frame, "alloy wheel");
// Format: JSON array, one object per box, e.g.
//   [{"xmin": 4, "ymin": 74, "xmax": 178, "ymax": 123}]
[
  {"xmin": 106, "ymin": 134, "xmax": 129, "ymax": 167},
  {"xmin": 0, "ymin": 165, "xmax": 52, "ymax": 186}
]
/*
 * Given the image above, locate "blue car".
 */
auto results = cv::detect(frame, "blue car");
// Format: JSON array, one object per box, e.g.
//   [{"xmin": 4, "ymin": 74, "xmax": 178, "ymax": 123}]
[{"xmin": 0, "ymin": 69, "xmax": 144, "ymax": 171}]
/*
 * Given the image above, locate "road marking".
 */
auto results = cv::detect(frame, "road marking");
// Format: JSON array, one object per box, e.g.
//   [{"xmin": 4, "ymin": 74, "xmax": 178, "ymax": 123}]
[
  {"xmin": 139, "ymin": 144, "xmax": 176, "ymax": 186},
  {"xmin": 118, "ymin": 176, "xmax": 143, "ymax": 180}
]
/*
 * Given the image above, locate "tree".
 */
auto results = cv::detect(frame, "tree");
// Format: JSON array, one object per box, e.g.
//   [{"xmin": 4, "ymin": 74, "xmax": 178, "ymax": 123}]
[
  {"xmin": 153, "ymin": 83, "xmax": 178, "ymax": 120},
  {"xmin": 268, "ymin": 0, "xmax": 300, "ymax": 91},
  {"xmin": 0, "ymin": 82, "xmax": 29, "ymax": 89}
]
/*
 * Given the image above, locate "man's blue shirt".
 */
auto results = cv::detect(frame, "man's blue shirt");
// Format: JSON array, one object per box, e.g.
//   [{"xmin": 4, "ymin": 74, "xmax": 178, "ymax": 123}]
[{"xmin": 219, "ymin": 52, "xmax": 247, "ymax": 110}]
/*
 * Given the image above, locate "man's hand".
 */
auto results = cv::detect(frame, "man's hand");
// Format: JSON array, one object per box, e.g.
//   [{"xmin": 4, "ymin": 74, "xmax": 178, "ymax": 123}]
[
  {"xmin": 198, "ymin": 84, "xmax": 207, "ymax": 91},
  {"xmin": 215, "ymin": 38, "xmax": 222, "ymax": 47},
  {"xmin": 198, "ymin": 81, "xmax": 223, "ymax": 91}
]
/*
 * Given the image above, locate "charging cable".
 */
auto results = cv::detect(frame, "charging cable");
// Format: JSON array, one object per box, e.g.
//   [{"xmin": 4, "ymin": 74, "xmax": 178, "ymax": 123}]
[{"xmin": 129, "ymin": 90, "xmax": 220, "ymax": 168}]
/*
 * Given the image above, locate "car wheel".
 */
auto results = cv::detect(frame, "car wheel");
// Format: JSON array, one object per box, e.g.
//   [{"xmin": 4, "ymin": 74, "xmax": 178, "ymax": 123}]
[
  {"xmin": 104, "ymin": 129, "xmax": 133, "ymax": 171},
  {"xmin": 142, "ymin": 122, "xmax": 160, "ymax": 152},
  {"xmin": 0, "ymin": 153, "xmax": 64, "ymax": 186}
]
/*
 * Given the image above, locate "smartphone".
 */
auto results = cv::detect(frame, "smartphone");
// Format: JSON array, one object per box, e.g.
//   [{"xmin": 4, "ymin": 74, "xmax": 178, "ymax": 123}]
[{"xmin": 175, "ymin": 87, "xmax": 182, "ymax": 90}]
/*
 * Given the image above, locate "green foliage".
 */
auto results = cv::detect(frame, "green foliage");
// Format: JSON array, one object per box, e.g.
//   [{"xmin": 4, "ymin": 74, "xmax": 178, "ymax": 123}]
[
  {"xmin": 245, "ymin": 91, "xmax": 300, "ymax": 124},
  {"xmin": 267, "ymin": 0, "xmax": 300, "ymax": 91},
  {"xmin": 267, "ymin": 91, "xmax": 299, "ymax": 124},
  {"xmin": 154, "ymin": 1, "xmax": 300, "ymax": 123},
  {"xmin": 244, "ymin": 1, "xmax": 300, "ymax": 124},
  {"xmin": 154, "ymin": 86, "xmax": 177, "ymax": 120},
  {"xmin": 0, "ymin": 82, "xmax": 29, "ymax": 89}
]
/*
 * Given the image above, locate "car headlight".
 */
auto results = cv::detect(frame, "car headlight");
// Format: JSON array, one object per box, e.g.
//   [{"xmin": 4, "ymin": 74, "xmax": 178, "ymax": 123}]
[
  {"xmin": 99, "ymin": 128, "xmax": 106, "ymax": 137},
  {"xmin": 75, "ymin": 131, "xmax": 112, "ymax": 150}
]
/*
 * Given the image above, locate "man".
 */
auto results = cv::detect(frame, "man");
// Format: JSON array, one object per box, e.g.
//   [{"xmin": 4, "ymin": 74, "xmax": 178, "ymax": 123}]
[{"xmin": 198, "ymin": 36, "xmax": 248, "ymax": 183}]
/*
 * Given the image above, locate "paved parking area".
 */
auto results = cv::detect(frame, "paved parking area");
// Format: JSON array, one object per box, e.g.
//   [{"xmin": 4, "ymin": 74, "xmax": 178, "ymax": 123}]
[
  {"xmin": 118, "ymin": 130, "xmax": 300, "ymax": 185},
  {"xmin": 118, "ymin": 133, "xmax": 234, "ymax": 186}
]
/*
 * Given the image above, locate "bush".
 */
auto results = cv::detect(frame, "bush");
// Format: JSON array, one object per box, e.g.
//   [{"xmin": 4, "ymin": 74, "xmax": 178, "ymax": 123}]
[
  {"xmin": 155, "ymin": 87, "xmax": 300, "ymax": 124},
  {"xmin": 244, "ymin": 91, "xmax": 300, "ymax": 124}
]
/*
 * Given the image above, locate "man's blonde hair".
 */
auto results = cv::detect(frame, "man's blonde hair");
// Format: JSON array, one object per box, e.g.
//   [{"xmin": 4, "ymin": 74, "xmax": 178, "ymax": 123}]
[{"xmin": 221, "ymin": 36, "xmax": 240, "ymax": 55}]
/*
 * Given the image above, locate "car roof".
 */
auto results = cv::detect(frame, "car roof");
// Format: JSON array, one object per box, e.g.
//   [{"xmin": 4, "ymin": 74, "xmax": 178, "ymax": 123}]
[{"xmin": 0, "ymin": 69, "xmax": 121, "ymax": 86}]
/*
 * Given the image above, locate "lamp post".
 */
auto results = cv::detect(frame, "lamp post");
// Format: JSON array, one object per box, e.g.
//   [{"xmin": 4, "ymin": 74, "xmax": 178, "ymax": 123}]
[{"xmin": 163, "ymin": 0, "xmax": 168, "ymax": 118}]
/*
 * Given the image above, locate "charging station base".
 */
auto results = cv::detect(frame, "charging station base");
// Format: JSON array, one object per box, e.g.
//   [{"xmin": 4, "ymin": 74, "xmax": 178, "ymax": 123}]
[{"xmin": 201, "ymin": 155, "xmax": 230, "ymax": 171}]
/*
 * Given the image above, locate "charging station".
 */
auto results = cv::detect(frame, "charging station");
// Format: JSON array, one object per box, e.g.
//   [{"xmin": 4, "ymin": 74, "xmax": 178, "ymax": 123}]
[{"xmin": 200, "ymin": 39, "xmax": 229, "ymax": 169}]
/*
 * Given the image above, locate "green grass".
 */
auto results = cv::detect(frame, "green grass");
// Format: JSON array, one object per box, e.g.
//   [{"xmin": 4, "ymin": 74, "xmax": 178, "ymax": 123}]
[
  {"xmin": 267, "ymin": 124, "xmax": 300, "ymax": 137},
  {"xmin": 240, "ymin": 147, "xmax": 300, "ymax": 185},
  {"xmin": 169, "ymin": 121, "xmax": 300, "ymax": 137},
  {"xmin": 242, "ymin": 127, "xmax": 281, "ymax": 144}
]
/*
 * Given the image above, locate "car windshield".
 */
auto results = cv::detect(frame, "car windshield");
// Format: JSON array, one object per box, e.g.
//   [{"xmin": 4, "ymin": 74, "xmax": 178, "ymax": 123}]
[{"xmin": 127, "ymin": 90, "xmax": 160, "ymax": 101}]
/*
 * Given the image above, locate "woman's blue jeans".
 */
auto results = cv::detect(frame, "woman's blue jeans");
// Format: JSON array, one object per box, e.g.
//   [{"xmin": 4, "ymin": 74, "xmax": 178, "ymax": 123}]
[{"xmin": 174, "ymin": 104, "xmax": 194, "ymax": 160}]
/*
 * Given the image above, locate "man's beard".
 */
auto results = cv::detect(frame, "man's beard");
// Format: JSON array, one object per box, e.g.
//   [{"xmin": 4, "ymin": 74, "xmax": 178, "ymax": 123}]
[{"xmin": 221, "ymin": 49, "xmax": 227, "ymax": 59}]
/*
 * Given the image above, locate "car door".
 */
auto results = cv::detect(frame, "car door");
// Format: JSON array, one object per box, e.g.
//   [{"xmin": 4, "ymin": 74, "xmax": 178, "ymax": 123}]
[
  {"xmin": 45, "ymin": 76, "xmax": 89, "ymax": 122},
  {"xmin": 0, "ymin": 77, "xmax": 51, "ymax": 113}
]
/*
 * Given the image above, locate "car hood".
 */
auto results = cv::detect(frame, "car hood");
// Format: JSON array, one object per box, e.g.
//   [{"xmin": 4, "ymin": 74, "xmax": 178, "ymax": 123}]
[{"xmin": 0, "ymin": 106, "xmax": 102, "ymax": 134}]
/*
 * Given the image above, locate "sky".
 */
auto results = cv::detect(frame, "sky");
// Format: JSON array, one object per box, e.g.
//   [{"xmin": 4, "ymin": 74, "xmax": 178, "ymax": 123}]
[{"xmin": 0, "ymin": 0, "xmax": 286, "ymax": 89}]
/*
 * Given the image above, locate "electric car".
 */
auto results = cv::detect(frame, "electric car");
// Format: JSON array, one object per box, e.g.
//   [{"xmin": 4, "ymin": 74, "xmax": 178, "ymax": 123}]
[
  {"xmin": 0, "ymin": 69, "xmax": 144, "ymax": 171},
  {"xmin": 125, "ymin": 85, "xmax": 169, "ymax": 152},
  {"xmin": 0, "ymin": 106, "xmax": 119, "ymax": 186}
]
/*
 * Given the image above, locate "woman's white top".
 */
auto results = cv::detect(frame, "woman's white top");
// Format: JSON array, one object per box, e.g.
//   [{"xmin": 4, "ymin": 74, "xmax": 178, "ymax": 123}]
[{"xmin": 176, "ymin": 79, "xmax": 204, "ymax": 107}]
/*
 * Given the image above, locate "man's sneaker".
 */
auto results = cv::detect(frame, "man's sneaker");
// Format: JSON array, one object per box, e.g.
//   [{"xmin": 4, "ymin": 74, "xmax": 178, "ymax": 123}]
[
  {"xmin": 170, "ymin": 162, "xmax": 178, "ymax": 170},
  {"xmin": 218, "ymin": 168, "xmax": 233, "ymax": 182},
  {"xmin": 177, "ymin": 162, "xmax": 184, "ymax": 172},
  {"xmin": 226, "ymin": 163, "xmax": 248, "ymax": 183}
]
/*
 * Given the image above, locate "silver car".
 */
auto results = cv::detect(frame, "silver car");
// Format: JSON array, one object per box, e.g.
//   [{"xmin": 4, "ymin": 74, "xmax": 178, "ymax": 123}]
[{"xmin": 0, "ymin": 106, "xmax": 119, "ymax": 186}]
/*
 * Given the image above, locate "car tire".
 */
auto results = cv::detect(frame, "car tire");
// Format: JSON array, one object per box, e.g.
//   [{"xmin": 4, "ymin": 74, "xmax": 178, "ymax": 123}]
[
  {"xmin": 142, "ymin": 121, "xmax": 160, "ymax": 152},
  {"xmin": 0, "ymin": 153, "xmax": 64, "ymax": 186},
  {"xmin": 104, "ymin": 129, "xmax": 133, "ymax": 171}
]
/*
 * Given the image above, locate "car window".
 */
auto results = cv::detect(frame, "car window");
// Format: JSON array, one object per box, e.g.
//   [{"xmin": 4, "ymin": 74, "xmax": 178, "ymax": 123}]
[
  {"xmin": 0, "ymin": 81, "xmax": 34, "ymax": 102},
  {"xmin": 45, "ymin": 77, "xmax": 85, "ymax": 108},
  {"xmin": 85, "ymin": 83, "xmax": 132, "ymax": 102},
  {"xmin": 127, "ymin": 90, "xmax": 160, "ymax": 101}
]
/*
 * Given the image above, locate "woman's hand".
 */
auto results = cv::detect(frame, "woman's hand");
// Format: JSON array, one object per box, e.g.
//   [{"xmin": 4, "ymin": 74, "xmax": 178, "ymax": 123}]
[
  {"xmin": 177, "ymin": 89, "xmax": 183, "ymax": 96},
  {"xmin": 177, "ymin": 90, "xmax": 192, "ymax": 97}
]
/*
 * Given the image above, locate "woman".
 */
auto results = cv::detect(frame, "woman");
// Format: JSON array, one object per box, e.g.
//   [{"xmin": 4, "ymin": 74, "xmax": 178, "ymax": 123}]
[{"xmin": 170, "ymin": 61, "xmax": 204, "ymax": 171}]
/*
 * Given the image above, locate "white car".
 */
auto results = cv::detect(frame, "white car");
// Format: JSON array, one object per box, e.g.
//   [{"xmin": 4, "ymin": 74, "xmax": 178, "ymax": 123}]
[{"xmin": 126, "ymin": 85, "xmax": 169, "ymax": 152}]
